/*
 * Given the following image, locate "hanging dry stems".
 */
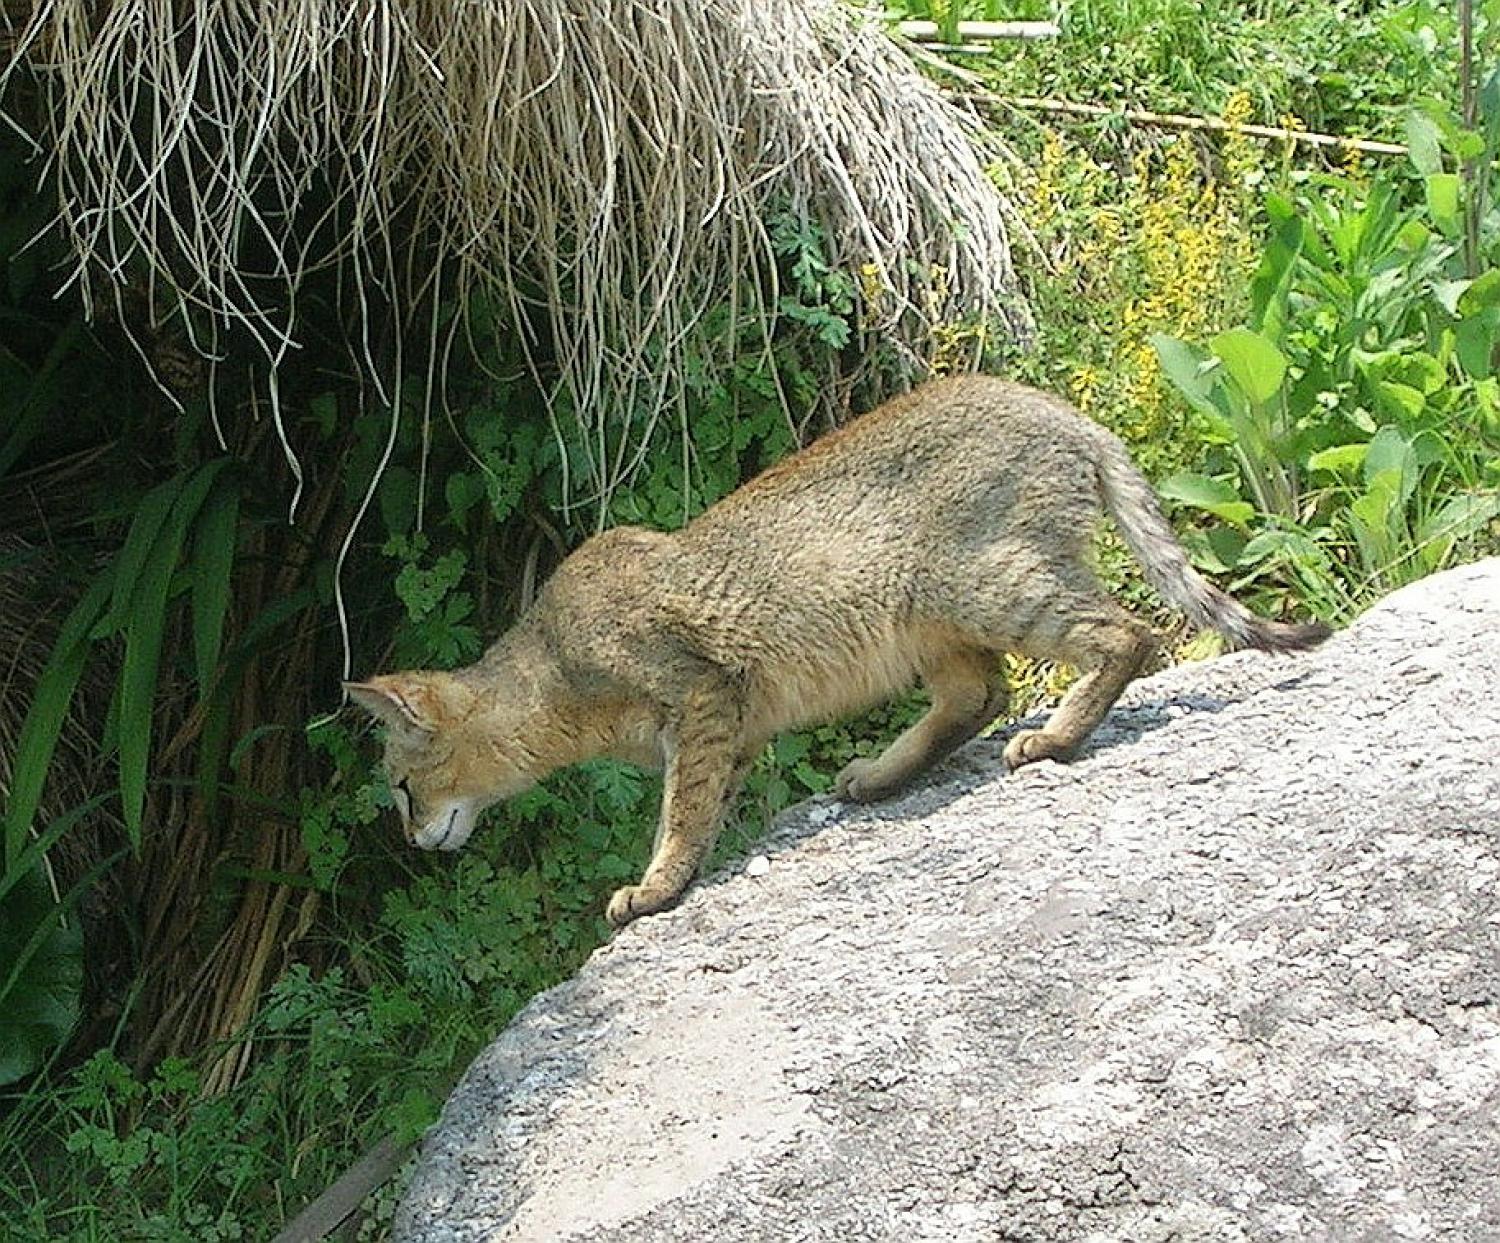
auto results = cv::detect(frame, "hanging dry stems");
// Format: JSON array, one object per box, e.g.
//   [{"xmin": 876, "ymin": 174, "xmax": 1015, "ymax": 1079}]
[{"xmin": 1, "ymin": 0, "xmax": 1030, "ymax": 512}]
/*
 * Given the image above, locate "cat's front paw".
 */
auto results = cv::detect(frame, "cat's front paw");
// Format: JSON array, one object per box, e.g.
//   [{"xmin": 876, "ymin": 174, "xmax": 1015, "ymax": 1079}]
[
  {"xmin": 606, "ymin": 882, "xmax": 679, "ymax": 928},
  {"xmin": 1002, "ymin": 729, "xmax": 1072, "ymax": 771}
]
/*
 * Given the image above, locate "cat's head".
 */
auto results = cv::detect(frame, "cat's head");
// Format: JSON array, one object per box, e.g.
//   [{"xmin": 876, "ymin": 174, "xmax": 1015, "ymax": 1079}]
[{"xmin": 345, "ymin": 671, "xmax": 527, "ymax": 852}]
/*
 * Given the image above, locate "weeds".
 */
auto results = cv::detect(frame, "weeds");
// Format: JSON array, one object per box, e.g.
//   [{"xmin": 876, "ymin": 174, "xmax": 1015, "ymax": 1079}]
[
  {"xmin": 1152, "ymin": 79, "xmax": 1500, "ymax": 612},
  {"xmin": 4, "ymin": 4, "xmax": 1498, "ymax": 1239}
]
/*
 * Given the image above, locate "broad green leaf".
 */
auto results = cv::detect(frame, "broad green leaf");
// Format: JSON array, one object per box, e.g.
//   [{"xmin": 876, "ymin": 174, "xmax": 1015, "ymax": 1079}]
[
  {"xmin": 1449, "ymin": 129, "xmax": 1486, "ymax": 161},
  {"xmin": 1362, "ymin": 426, "xmax": 1418, "ymax": 506},
  {"xmin": 1350, "ymin": 476, "xmax": 1402, "ymax": 561},
  {"xmin": 1363, "ymin": 264, "xmax": 1416, "ymax": 311},
  {"xmin": 1, "ymin": 571, "xmax": 114, "ymax": 869},
  {"xmin": 1158, "ymin": 472, "xmax": 1254, "ymax": 529},
  {"xmin": 1458, "ymin": 270, "xmax": 1500, "ymax": 315},
  {"xmin": 1249, "ymin": 212, "xmax": 1304, "ymax": 341},
  {"xmin": 0, "ymin": 866, "xmax": 82, "ymax": 1087},
  {"xmin": 1374, "ymin": 381, "xmax": 1425, "ymax": 422},
  {"xmin": 1306, "ymin": 443, "xmax": 1368, "ymax": 475},
  {"xmin": 1433, "ymin": 279, "xmax": 1471, "ymax": 317},
  {"xmin": 1396, "ymin": 219, "xmax": 1431, "ymax": 252},
  {"xmin": 1424, "ymin": 173, "xmax": 1461, "ymax": 236},
  {"xmin": 116, "ymin": 464, "xmax": 226, "ymax": 846},
  {"xmin": 191, "ymin": 478, "xmax": 240, "ymax": 696},
  {"xmin": 1203, "ymin": 526, "xmax": 1248, "ymax": 572},
  {"xmin": 1409, "ymin": 429, "xmax": 1449, "ymax": 469},
  {"xmin": 1238, "ymin": 527, "xmax": 1331, "ymax": 571},
  {"xmin": 1478, "ymin": 376, "xmax": 1500, "ymax": 426},
  {"xmin": 1413, "ymin": 104, "xmax": 1469, "ymax": 155},
  {"xmin": 94, "ymin": 476, "xmax": 184, "ymax": 639},
  {"xmin": 119, "ymin": 525, "xmax": 182, "ymax": 848},
  {"xmin": 1455, "ymin": 309, "xmax": 1500, "ymax": 377},
  {"xmin": 1394, "ymin": 353, "xmax": 1446, "ymax": 396},
  {"xmin": 445, "ymin": 472, "xmax": 486, "ymax": 528},
  {"xmin": 1237, "ymin": 528, "xmax": 1302, "ymax": 565},
  {"xmin": 379, "ymin": 464, "xmax": 418, "ymax": 538},
  {"xmin": 1358, "ymin": 182, "xmax": 1402, "ymax": 258},
  {"xmin": 1263, "ymin": 191, "xmax": 1296, "ymax": 226},
  {"xmin": 1210, "ymin": 329, "xmax": 1286, "ymax": 405},
  {"xmin": 1181, "ymin": 526, "xmax": 1247, "ymax": 573},
  {"xmin": 1405, "ymin": 111, "xmax": 1444, "ymax": 175},
  {"xmin": 1150, "ymin": 335, "xmax": 1234, "ymax": 439},
  {"xmin": 1351, "ymin": 346, "xmax": 1399, "ymax": 378},
  {"xmin": 1329, "ymin": 200, "xmax": 1364, "ymax": 269}
]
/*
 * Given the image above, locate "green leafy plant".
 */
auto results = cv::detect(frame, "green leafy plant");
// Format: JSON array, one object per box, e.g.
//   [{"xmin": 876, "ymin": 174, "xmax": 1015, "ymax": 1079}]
[
  {"xmin": 0, "ymin": 460, "xmax": 245, "ymax": 1084},
  {"xmin": 771, "ymin": 210, "xmax": 858, "ymax": 351},
  {"xmin": 1151, "ymin": 81, "xmax": 1500, "ymax": 609}
]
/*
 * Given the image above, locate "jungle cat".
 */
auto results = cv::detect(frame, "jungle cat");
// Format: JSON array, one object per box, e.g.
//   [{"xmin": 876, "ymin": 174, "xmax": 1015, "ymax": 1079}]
[{"xmin": 348, "ymin": 376, "xmax": 1328, "ymax": 927}]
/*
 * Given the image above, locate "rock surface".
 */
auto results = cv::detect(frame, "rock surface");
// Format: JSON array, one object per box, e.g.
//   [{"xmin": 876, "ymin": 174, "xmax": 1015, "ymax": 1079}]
[{"xmin": 395, "ymin": 560, "xmax": 1500, "ymax": 1242}]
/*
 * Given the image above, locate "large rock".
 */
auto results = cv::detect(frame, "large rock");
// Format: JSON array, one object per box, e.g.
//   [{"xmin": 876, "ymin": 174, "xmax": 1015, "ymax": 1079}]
[{"xmin": 395, "ymin": 560, "xmax": 1500, "ymax": 1242}]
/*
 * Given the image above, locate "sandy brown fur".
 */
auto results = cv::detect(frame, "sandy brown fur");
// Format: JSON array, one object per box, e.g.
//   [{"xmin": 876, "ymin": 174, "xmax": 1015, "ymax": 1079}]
[{"xmin": 349, "ymin": 376, "xmax": 1329, "ymax": 927}]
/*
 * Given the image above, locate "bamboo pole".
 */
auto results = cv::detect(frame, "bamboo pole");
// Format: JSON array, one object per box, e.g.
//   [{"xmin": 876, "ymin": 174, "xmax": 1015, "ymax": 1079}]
[
  {"xmin": 896, "ymin": 20, "xmax": 1061, "ymax": 42},
  {"xmin": 972, "ymin": 94, "xmax": 1409, "ymax": 157}
]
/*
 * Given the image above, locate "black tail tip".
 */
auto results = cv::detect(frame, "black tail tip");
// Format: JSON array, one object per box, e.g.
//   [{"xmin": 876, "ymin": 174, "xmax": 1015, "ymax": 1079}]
[{"xmin": 1249, "ymin": 618, "xmax": 1333, "ymax": 653}]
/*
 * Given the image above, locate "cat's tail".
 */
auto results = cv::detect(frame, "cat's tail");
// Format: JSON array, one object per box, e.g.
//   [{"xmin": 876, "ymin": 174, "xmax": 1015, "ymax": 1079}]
[{"xmin": 1095, "ymin": 435, "xmax": 1331, "ymax": 652}]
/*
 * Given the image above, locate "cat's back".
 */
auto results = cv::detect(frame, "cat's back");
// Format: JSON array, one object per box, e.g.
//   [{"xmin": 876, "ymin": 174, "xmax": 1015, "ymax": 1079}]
[
  {"xmin": 681, "ymin": 375, "xmax": 1099, "ymax": 552},
  {"xmin": 517, "ymin": 377, "xmax": 1110, "ymax": 716},
  {"xmin": 540, "ymin": 524, "xmax": 675, "ymax": 611}
]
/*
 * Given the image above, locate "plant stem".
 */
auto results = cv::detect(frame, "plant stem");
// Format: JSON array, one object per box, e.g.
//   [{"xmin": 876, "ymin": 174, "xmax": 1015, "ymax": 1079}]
[{"xmin": 1459, "ymin": 0, "xmax": 1480, "ymax": 278}]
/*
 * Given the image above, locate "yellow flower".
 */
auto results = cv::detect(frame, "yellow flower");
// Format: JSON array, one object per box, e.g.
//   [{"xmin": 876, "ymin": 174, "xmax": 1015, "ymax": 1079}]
[
  {"xmin": 1070, "ymin": 365, "xmax": 1102, "ymax": 411},
  {"xmin": 929, "ymin": 316, "xmax": 988, "ymax": 377},
  {"xmin": 1010, "ymin": 125, "xmax": 1261, "ymax": 469},
  {"xmin": 1029, "ymin": 131, "xmax": 1068, "ymax": 228},
  {"xmin": 1222, "ymin": 89, "xmax": 1254, "ymax": 130}
]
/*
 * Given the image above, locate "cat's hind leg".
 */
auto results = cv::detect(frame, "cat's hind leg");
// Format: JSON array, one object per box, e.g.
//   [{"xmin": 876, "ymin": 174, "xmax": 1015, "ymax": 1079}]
[
  {"xmin": 835, "ymin": 645, "xmax": 1007, "ymax": 802},
  {"xmin": 1002, "ymin": 594, "xmax": 1156, "ymax": 769}
]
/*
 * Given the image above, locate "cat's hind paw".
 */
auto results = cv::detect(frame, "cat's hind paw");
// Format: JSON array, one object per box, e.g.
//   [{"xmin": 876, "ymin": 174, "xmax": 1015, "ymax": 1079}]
[{"xmin": 1002, "ymin": 729, "xmax": 1073, "ymax": 771}]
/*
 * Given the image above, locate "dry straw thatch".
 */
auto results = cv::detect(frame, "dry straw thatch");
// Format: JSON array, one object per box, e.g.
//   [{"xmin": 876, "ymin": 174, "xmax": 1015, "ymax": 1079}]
[{"xmin": 2, "ymin": 0, "xmax": 1028, "ymax": 508}]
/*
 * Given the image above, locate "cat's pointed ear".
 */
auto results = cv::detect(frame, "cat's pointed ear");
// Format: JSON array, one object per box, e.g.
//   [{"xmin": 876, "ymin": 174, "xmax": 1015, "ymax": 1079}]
[{"xmin": 345, "ymin": 674, "xmax": 444, "ymax": 731}]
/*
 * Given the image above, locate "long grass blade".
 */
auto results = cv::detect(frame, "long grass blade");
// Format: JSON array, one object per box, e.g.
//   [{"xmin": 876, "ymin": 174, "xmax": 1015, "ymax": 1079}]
[
  {"xmin": 117, "ymin": 462, "xmax": 230, "ymax": 847},
  {"xmin": 94, "ymin": 476, "xmax": 186, "ymax": 640},
  {"xmin": 0, "ymin": 794, "xmax": 115, "ymax": 907},
  {"xmin": 190, "ymin": 474, "xmax": 241, "ymax": 696},
  {"xmin": 1, "ymin": 571, "xmax": 114, "ymax": 871}
]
